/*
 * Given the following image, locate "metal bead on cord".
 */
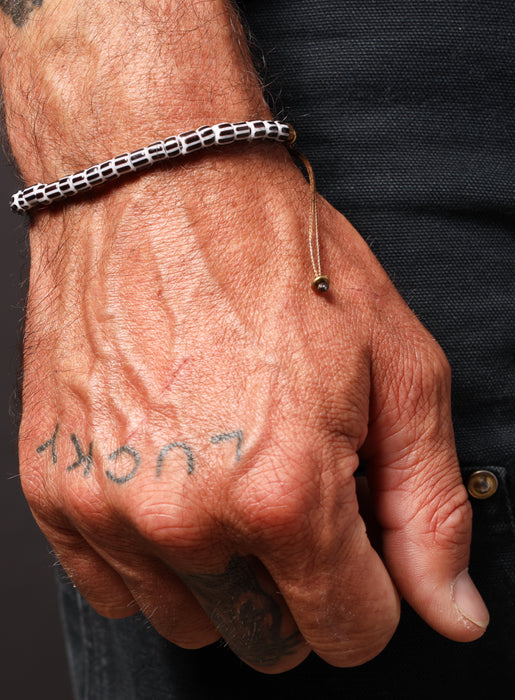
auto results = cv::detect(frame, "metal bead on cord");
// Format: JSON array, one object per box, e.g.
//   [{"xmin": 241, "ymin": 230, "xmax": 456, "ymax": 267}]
[
  {"xmin": 286, "ymin": 126, "xmax": 329, "ymax": 293},
  {"xmin": 10, "ymin": 119, "xmax": 329, "ymax": 293}
]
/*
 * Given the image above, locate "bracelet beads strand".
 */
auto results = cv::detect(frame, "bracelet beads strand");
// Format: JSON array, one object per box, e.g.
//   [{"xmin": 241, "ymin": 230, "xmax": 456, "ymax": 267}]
[
  {"xmin": 9, "ymin": 119, "xmax": 329, "ymax": 292},
  {"xmin": 10, "ymin": 120, "xmax": 290, "ymax": 214}
]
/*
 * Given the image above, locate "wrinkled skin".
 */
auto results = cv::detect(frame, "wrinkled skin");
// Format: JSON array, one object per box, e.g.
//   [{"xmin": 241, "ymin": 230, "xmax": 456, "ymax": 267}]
[{"xmin": 1, "ymin": 0, "xmax": 488, "ymax": 675}]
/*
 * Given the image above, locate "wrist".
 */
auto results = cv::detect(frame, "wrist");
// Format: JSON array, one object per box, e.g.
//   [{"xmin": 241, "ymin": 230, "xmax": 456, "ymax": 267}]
[
  {"xmin": 25, "ymin": 145, "xmax": 312, "ymax": 352},
  {"xmin": 28, "ymin": 140, "xmax": 308, "ymax": 269}
]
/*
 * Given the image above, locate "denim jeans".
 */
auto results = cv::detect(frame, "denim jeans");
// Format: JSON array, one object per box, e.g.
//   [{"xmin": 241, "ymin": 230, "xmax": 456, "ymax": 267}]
[{"xmin": 57, "ymin": 1, "xmax": 515, "ymax": 697}]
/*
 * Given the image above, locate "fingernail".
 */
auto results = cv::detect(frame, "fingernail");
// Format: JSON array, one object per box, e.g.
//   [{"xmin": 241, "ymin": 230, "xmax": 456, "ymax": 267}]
[{"xmin": 452, "ymin": 569, "xmax": 489, "ymax": 629}]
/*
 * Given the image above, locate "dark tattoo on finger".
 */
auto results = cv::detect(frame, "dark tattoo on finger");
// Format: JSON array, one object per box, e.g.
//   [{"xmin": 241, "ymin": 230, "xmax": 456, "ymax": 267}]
[
  {"xmin": 183, "ymin": 554, "xmax": 301, "ymax": 667},
  {"xmin": 0, "ymin": 0, "xmax": 43, "ymax": 27}
]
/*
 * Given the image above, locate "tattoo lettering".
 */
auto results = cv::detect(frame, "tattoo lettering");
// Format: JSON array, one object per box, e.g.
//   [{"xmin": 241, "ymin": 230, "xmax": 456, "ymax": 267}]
[
  {"xmin": 36, "ymin": 423, "xmax": 59, "ymax": 464},
  {"xmin": 211, "ymin": 430, "xmax": 243, "ymax": 462},
  {"xmin": 157, "ymin": 442, "xmax": 195, "ymax": 476},
  {"xmin": 0, "ymin": 0, "xmax": 43, "ymax": 27},
  {"xmin": 66, "ymin": 434, "xmax": 93, "ymax": 477},
  {"xmin": 36, "ymin": 424, "xmax": 244, "ymax": 482},
  {"xmin": 183, "ymin": 554, "xmax": 300, "ymax": 667},
  {"xmin": 106, "ymin": 445, "xmax": 140, "ymax": 484}
]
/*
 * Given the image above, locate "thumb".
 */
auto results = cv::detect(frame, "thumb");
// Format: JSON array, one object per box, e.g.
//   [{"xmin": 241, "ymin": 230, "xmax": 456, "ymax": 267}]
[{"xmin": 362, "ymin": 342, "xmax": 489, "ymax": 641}]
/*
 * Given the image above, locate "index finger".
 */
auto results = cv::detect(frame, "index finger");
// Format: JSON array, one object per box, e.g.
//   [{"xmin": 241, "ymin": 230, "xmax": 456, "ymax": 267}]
[
  {"xmin": 180, "ymin": 553, "xmax": 311, "ymax": 673},
  {"xmin": 227, "ymin": 448, "xmax": 401, "ymax": 668}
]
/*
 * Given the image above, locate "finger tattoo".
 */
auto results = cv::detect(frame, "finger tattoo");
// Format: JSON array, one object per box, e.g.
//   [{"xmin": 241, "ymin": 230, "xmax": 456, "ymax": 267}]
[{"xmin": 182, "ymin": 554, "xmax": 301, "ymax": 667}]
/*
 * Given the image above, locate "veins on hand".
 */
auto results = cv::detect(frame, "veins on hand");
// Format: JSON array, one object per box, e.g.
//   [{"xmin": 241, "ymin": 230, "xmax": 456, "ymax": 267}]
[
  {"xmin": 0, "ymin": 0, "xmax": 43, "ymax": 27},
  {"xmin": 183, "ymin": 554, "xmax": 301, "ymax": 667}
]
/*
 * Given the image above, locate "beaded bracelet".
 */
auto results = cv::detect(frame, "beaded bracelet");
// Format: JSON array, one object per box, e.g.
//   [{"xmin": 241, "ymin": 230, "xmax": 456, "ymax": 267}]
[
  {"xmin": 10, "ymin": 120, "xmax": 290, "ymax": 214},
  {"xmin": 9, "ymin": 119, "xmax": 329, "ymax": 292}
]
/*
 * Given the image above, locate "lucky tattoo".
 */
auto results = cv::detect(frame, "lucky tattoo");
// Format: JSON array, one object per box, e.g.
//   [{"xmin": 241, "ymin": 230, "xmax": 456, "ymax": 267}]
[
  {"xmin": 36, "ymin": 423, "xmax": 59, "ymax": 464},
  {"xmin": 211, "ymin": 430, "xmax": 243, "ymax": 462},
  {"xmin": 66, "ymin": 434, "xmax": 93, "ymax": 478},
  {"xmin": 35, "ymin": 424, "xmax": 244, "ymax": 482},
  {"xmin": 106, "ymin": 445, "xmax": 140, "ymax": 484},
  {"xmin": 157, "ymin": 442, "xmax": 195, "ymax": 477}
]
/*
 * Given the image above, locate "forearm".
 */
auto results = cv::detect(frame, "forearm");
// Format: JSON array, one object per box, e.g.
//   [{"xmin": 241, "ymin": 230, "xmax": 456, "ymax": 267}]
[
  {"xmin": 0, "ymin": 0, "xmax": 270, "ymax": 182},
  {"xmin": 0, "ymin": 0, "xmax": 303, "ymax": 305},
  {"xmin": 1, "ymin": 0, "xmax": 308, "ymax": 443}
]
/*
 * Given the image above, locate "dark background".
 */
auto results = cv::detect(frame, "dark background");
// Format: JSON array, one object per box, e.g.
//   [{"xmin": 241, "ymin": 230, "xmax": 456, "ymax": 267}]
[{"xmin": 0, "ymin": 155, "xmax": 73, "ymax": 698}]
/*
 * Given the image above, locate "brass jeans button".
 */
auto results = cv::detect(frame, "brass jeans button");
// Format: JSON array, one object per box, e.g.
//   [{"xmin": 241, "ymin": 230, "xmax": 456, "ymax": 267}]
[{"xmin": 467, "ymin": 470, "xmax": 499, "ymax": 499}]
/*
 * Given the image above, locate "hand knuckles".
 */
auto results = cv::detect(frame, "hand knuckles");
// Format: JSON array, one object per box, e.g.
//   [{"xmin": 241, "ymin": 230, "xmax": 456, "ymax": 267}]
[
  {"xmin": 246, "ymin": 499, "xmax": 308, "ymax": 545},
  {"xmin": 128, "ymin": 493, "xmax": 213, "ymax": 552},
  {"xmin": 396, "ymin": 472, "xmax": 472, "ymax": 549},
  {"xmin": 57, "ymin": 478, "xmax": 117, "ymax": 536},
  {"xmin": 392, "ymin": 341, "xmax": 451, "ymax": 417},
  {"xmin": 229, "ymin": 472, "xmax": 314, "ymax": 547}
]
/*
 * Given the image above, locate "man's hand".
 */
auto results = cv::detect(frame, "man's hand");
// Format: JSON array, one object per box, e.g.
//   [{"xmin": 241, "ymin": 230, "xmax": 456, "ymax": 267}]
[{"xmin": 2, "ymin": 0, "xmax": 488, "ymax": 675}]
